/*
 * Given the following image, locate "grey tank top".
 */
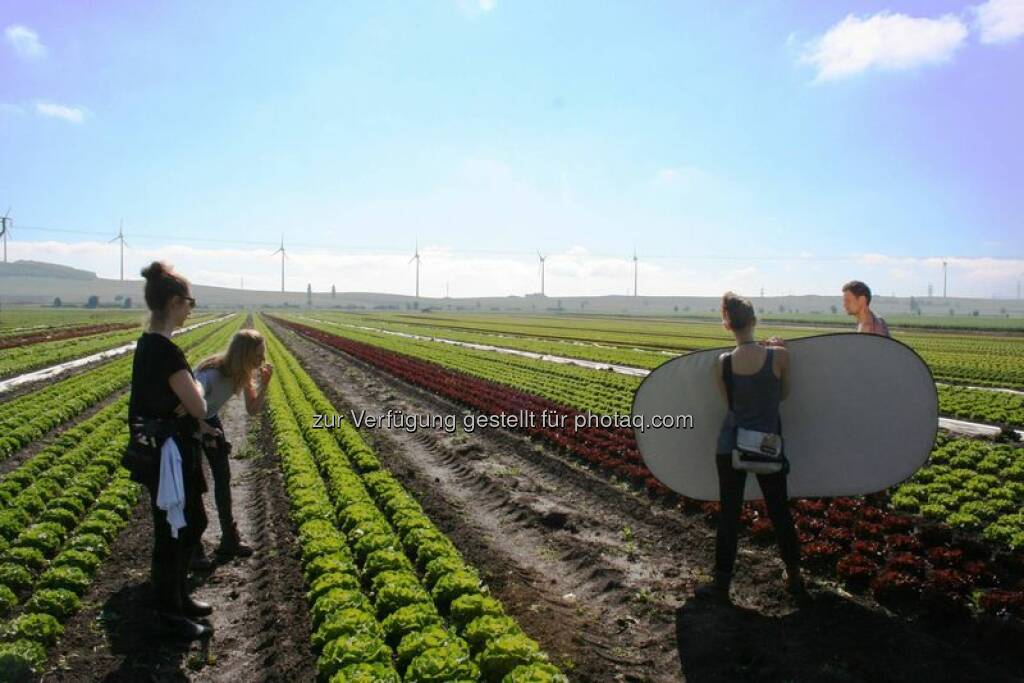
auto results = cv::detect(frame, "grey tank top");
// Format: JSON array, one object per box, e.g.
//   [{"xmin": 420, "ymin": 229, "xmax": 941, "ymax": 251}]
[
  {"xmin": 730, "ymin": 348, "xmax": 781, "ymax": 433},
  {"xmin": 196, "ymin": 366, "xmax": 236, "ymax": 419},
  {"xmin": 716, "ymin": 348, "xmax": 782, "ymax": 454}
]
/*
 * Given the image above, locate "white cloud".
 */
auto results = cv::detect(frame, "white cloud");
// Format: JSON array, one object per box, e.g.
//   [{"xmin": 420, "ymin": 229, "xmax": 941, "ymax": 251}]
[
  {"xmin": 974, "ymin": 0, "xmax": 1024, "ymax": 44},
  {"xmin": 4, "ymin": 24, "xmax": 46, "ymax": 60},
  {"xmin": 855, "ymin": 253, "xmax": 1024, "ymax": 291},
  {"xmin": 800, "ymin": 12, "xmax": 968, "ymax": 81},
  {"xmin": 457, "ymin": 0, "xmax": 496, "ymax": 17},
  {"xmin": 35, "ymin": 102, "xmax": 88, "ymax": 124}
]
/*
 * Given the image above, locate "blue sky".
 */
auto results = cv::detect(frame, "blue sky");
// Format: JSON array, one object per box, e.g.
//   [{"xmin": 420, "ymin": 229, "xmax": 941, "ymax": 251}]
[{"xmin": 1, "ymin": 1, "xmax": 1022, "ymax": 297}]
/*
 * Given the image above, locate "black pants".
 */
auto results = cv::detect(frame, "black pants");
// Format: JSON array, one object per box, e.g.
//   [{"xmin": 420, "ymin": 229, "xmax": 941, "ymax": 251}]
[
  {"xmin": 714, "ymin": 452, "xmax": 800, "ymax": 576},
  {"xmin": 202, "ymin": 415, "xmax": 237, "ymax": 539},
  {"xmin": 144, "ymin": 437, "xmax": 208, "ymax": 613}
]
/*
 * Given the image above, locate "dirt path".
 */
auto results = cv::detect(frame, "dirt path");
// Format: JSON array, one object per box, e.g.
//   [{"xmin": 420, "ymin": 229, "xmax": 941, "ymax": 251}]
[
  {"xmin": 40, "ymin": 388, "xmax": 316, "ymax": 682},
  {"xmin": 269, "ymin": 317, "xmax": 1024, "ymax": 683}
]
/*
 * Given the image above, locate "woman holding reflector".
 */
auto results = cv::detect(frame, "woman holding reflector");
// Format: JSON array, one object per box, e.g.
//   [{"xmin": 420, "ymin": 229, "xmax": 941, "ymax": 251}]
[{"xmin": 693, "ymin": 292, "xmax": 808, "ymax": 603}]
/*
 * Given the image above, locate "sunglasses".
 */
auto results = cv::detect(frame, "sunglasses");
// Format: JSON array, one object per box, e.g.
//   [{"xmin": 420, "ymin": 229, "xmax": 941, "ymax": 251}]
[{"xmin": 184, "ymin": 296, "xmax": 197, "ymax": 308}]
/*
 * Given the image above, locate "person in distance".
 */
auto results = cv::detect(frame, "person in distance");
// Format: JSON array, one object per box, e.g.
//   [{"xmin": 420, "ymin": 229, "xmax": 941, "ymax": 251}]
[
  {"xmin": 693, "ymin": 292, "xmax": 808, "ymax": 604},
  {"xmin": 842, "ymin": 280, "xmax": 890, "ymax": 337},
  {"xmin": 127, "ymin": 261, "xmax": 212, "ymax": 640},
  {"xmin": 190, "ymin": 329, "xmax": 272, "ymax": 565}
]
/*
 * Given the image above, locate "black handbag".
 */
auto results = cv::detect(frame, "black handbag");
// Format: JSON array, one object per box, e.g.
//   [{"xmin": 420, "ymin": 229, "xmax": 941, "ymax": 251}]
[{"xmin": 122, "ymin": 416, "xmax": 179, "ymax": 485}]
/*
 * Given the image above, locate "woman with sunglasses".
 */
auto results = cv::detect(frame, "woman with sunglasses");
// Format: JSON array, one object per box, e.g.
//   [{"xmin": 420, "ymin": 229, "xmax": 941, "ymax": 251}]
[{"xmin": 127, "ymin": 261, "xmax": 211, "ymax": 639}]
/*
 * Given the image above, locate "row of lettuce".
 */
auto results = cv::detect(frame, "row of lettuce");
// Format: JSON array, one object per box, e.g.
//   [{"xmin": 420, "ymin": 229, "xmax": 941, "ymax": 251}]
[
  {"xmin": 0, "ymin": 310, "xmax": 143, "ymax": 339},
  {"xmin": 257, "ymin": 316, "xmax": 566, "ymax": 683},
  {"xmin": 0, "ymin": 313, "xmax": 144, "ymax": 344},
  {"xmin": 0, "ymin": 321, "xmax": 135, "ymax": 353},
  {"xmin": 0, "ymin": 315, "xmax": 243, "ymax": 677},
  {"xmin": 0, "ymin": 313, "xmax": 219, "ymax": 379}
]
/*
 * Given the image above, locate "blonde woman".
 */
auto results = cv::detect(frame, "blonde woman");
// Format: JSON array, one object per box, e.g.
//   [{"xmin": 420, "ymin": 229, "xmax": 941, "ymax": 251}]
[{"xmin": 192, "ymin": 329, "xmax": 273, "ymax": 563}]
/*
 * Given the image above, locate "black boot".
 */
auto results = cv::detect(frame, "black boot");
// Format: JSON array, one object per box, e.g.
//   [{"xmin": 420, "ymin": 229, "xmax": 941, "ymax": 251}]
[
  {"xmin": 216, "ymin": 523, "xmax": 253, "ymax": 559},
  {"xmin": 154, "ymin": 552, "xmax": 211, "ymax": 640},
  {"xmin": 785, "ymin": 565, "xmax": 812, "ymax": 606},
  {"xmin": 693, "ymin": 571, "xmax": 732, "ymax": 603},
  {"xmin": 180, "ymin": 545, "xmax": 214, "ymax": 618},
  {"xmin": 189, "ymin": 543, "xmax": 214, "ymax": 571}
]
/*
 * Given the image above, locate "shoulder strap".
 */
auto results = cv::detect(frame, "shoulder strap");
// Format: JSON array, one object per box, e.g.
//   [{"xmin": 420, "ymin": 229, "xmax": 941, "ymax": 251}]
[{"xmin": 722, "ymin": 354, "xmax": 734, "ymax": 410}]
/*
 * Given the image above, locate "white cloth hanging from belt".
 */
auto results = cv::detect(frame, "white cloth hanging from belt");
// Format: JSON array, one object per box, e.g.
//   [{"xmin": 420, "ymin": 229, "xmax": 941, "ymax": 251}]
[{"xmin": 156, "ymin": 436, "xmax": 186, "ymax": 538}]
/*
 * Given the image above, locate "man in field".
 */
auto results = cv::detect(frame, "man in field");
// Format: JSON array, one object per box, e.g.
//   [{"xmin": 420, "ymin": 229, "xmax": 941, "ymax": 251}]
[{"xmin": 842, "ymin": 280, "xmax": 890, "ymax": 337}]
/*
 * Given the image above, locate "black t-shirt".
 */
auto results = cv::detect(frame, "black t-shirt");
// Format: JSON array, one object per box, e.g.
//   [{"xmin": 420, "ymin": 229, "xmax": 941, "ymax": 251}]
[{"xmin": 128, "ymin": 332, "xmax": 192, "ymax": 421}]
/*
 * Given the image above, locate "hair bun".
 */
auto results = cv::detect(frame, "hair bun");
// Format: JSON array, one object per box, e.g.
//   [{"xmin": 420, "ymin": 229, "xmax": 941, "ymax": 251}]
[{"xmin": 141, "ymin": 261, "xmax": 166, "ymax": 281}]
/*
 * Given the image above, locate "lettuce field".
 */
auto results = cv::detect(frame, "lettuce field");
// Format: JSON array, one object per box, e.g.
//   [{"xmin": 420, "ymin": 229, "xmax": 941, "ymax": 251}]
[{"xmin": 0, "ymin": 308, "xmax": 1022, "ymax": 681}]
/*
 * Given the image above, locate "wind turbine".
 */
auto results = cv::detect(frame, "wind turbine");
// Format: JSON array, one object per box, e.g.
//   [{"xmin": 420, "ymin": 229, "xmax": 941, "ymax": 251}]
[
  {"xmin": 108, "ymin": 219, "xmax": 128, "ymax": 281},
  {"xmin": 943, "ymin": 259, "xmax": 948, "ymax": 299},
  {"xmin": 409, "ymin": 239, "xmax": 420, "ymax": 298},
  {"xmin": 0, "ymin": 208, "xmax": 12, "ymax": 264},
  {"xmin": 537, "ymin": 251, "xmax": 546, "ymax": 297},
  {"xmin": 0, "ymin": 208, "xmax": 8, "ymax": 325},
  {"xmin": 272, "ymin": 236, "xmax": 287, "ymax": 293},
  {"xmin": 632, "ymin": 246, "xmax": 638, "ymax": 298}
]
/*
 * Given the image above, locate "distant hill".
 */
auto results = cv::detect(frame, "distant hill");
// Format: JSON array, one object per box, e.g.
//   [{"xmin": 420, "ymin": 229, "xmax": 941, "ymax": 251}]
[{"xmin": 0, "ymin": 260, "xmax": 97, "ymax": 280}]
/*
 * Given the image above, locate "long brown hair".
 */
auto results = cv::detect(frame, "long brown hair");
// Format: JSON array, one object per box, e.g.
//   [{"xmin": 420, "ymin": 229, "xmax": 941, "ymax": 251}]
[{"xmin": 195, "ymin": 329, "xmax": 265, "ymax": 394}]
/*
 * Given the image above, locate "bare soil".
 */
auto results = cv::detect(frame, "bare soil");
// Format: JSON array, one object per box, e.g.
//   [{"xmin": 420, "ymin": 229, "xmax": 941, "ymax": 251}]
[{"xmin": 268, "ymin": 317, "xmax": 1024, "ymax": 683}]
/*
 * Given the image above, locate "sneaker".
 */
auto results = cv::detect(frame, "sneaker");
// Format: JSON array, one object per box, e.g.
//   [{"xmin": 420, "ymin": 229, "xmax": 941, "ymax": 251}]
[{"xmin": 183, "ymin": 595, "xmax": 214, "ymax": 618}]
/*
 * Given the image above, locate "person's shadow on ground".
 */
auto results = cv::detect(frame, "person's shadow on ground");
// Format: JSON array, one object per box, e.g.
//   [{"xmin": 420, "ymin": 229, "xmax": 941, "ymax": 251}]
[
  {"xmin": 98, "ymin": 579, "xmax": 212, "ymax": 682},
  {"xmin": 675, "ymin": 591, "xmax": 1024, "ymax": 683}
]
